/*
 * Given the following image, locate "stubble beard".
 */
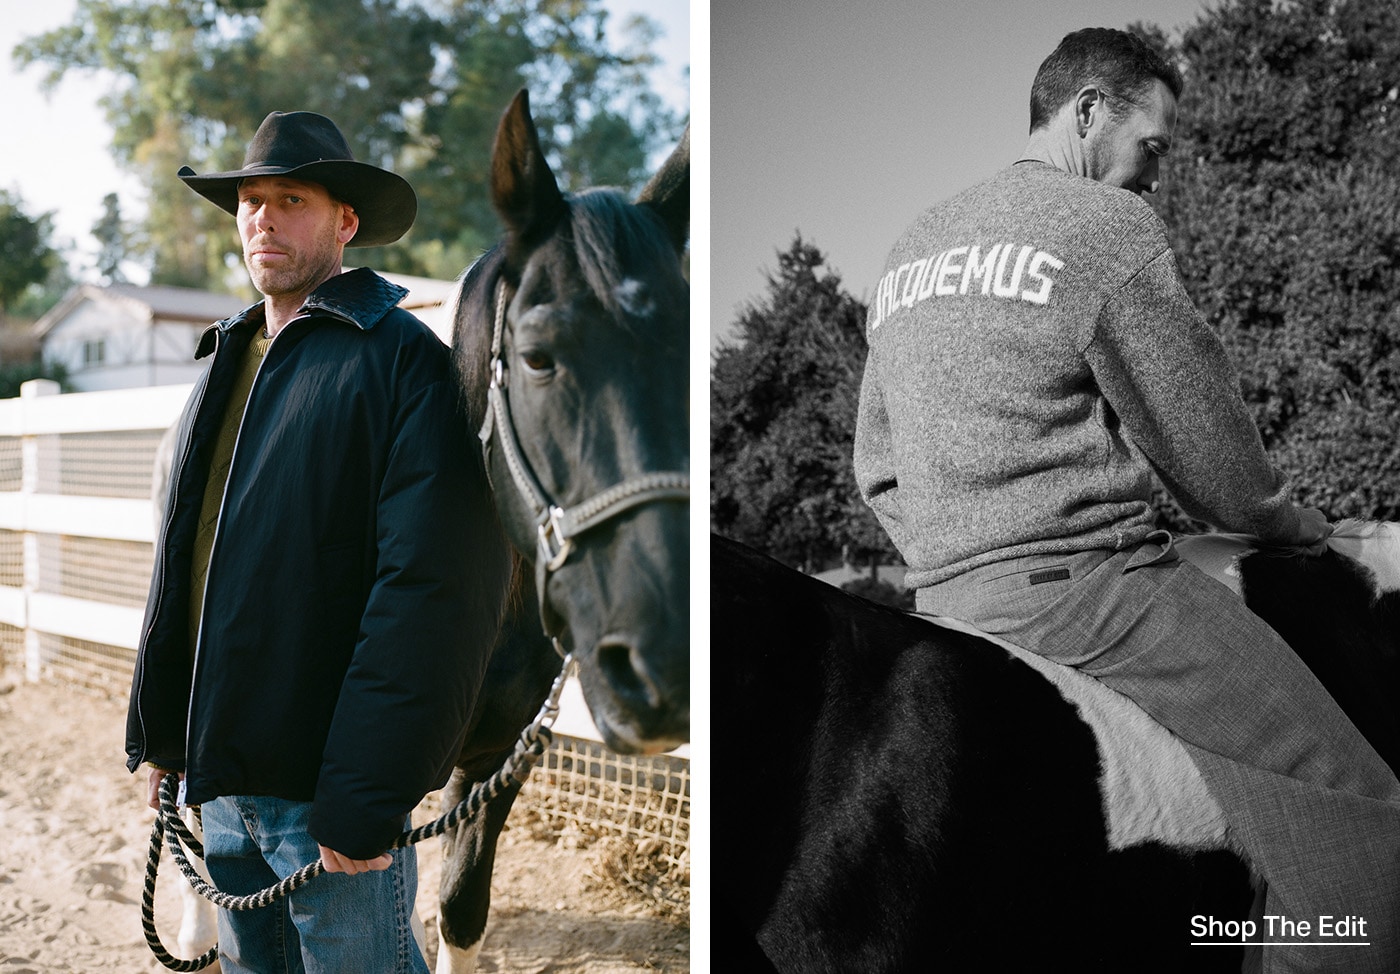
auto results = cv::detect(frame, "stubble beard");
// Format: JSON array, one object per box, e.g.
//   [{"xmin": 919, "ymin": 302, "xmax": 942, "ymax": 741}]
[
  {"xmin": 1083, "ymin": 119, "xmax": 1142, "ymax": 195},
  {"xmin": 245, "ymin": 230, "xmax": 342, "ymax": 301}
]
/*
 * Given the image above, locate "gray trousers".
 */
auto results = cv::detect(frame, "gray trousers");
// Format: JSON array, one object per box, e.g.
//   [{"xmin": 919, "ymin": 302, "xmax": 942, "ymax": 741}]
[{"xmin": 916, "ymin": 536, "xmax": 1400, "ymax": 974}]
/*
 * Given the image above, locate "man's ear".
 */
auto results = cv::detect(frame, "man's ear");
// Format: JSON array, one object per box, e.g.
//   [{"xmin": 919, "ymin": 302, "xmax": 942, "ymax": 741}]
[
  {"xmin": 1075, "ymin": 86, "xmax": 1107, "ymax": 138},
  {"xmin": 338, "ymin": 203, "xmax": 360, "ymax": 245}
]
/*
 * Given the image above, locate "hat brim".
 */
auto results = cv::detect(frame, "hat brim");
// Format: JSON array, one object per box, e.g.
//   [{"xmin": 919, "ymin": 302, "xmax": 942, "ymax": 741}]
[{"xmin": 179, "ymin": 159, "xmax": 417, "ymax": 248}]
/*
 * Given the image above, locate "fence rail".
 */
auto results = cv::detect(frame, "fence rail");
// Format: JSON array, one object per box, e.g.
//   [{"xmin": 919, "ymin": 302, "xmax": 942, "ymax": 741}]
[
  {"xmin": 0, "ymin": 379, "xmax": 688, "ymax": 866},
  {"xmin": 0, "ymin": 380, "xmax": 186, "ymax": 679}
]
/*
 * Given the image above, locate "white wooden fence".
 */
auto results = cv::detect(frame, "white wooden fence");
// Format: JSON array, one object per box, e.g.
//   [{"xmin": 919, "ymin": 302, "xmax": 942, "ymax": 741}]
[
  {"xmin": 0, "ymin": 379, "xmax": 188, "ymax": 687},
  {"xmin": 0, "ymin": 379, "xmax": 688, "ymax": 869}
]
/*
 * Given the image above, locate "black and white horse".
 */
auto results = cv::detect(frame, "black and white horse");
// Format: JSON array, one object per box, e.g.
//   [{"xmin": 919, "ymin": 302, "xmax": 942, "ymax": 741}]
[{"xmin": 713, "ymin": 522, "xmax": 1400, "ymax": 972}]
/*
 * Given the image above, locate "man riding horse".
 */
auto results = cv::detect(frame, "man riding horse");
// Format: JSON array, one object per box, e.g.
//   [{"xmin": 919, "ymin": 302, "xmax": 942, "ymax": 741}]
[{"xmin": 854, "ymin": 27, "xmax": 1399, "ymax": 972}]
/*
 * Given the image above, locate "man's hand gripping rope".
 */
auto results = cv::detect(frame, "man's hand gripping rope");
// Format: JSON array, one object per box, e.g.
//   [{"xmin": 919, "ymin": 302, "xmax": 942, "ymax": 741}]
[{"xmin": 140, "ymin": 654, "xmax": 574, "ymax": 971}]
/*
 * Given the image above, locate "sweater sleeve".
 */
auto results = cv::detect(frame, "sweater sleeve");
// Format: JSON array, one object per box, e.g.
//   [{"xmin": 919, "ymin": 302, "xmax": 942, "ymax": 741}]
[
  {"xmin": 854, "ymin": 354, "xmax": 917, "ymax": 558},
  {"xmin": 1084, "ymin": 248, "xmax": 1301, "ymax": 543}
]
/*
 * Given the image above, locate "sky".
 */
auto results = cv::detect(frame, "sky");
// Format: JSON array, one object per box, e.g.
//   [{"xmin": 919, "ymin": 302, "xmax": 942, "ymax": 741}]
[
  {"xmin": 711, "ymin": 0, "xmax": 1217, "ymax": 353},
  {"xmin": 0, "ymin": 0, "xmax": 691, "ymax": 284}
]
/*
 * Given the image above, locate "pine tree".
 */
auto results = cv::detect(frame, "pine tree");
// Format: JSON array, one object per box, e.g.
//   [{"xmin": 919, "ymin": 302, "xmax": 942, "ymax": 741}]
[
  {"xmin": 711, "ymin": 236, "xmax": 896, "ymax": 571},
  {"xmin": 92, "ymin": 193, "xmax": 129, "ymax": 285}
]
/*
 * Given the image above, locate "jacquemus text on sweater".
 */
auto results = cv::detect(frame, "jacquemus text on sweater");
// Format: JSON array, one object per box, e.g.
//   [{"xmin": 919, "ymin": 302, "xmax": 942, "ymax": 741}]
[{"xmin": 854, "ymin": 162, "xmax": 1299, "ymax": 587}]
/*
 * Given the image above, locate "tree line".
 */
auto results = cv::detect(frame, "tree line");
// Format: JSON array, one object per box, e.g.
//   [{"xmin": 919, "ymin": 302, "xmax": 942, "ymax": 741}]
[
  {"xmin": 712, "ymin": 0, "xmax": 1400, "ymax": 591},
  {"xmin": 7, "ymin": 0, "xmax": 684, "ymax": 301}
]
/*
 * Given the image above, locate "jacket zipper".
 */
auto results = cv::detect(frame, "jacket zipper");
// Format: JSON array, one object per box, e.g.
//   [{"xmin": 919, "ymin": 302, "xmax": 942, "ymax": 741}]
[
  {"xmin": 131, "ymin": 337, "xmax": 219, "ymax": 769},
  {"xmin": 182, "ymin": 315, "xmax": 311, "ymax": 798}
]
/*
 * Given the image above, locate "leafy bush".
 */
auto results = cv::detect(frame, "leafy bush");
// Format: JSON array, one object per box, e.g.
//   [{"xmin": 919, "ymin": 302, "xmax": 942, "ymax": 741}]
[
  {"xmin": 1154, "ymin": 0, "xmax": 1400, "ymax": 524},
  {"xmin": 0, "ymin": 361, "xmax": 68, "ymax": 400}
]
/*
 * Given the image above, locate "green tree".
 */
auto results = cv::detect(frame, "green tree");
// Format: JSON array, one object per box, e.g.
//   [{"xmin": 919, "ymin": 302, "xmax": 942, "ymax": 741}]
[
  {"xmin": 15, "ymin": 0, "xmax": 683, "ymax": 287},
  {"xmin": 0, "ymin": 190, "xmax": 59, "ymax": 317},
  {"xmin": 92, "ymin": 192, "xmax": 130, "ymax": 284},
  {"xmin": 6, "ymin": 255, "xmax": 76, "ymax": 327},
  {"xmin": 711, "ymin": 236, "xmax": 896, "ymax": 572},
  {"xmin": 0, "ymin": 361, "xmax": 70, "ymax": 399},
  {"xmin": 388, "ymin": 0, "xmax": 682, "ymax": 279},
  {"xmin": 1153, "ymin": 0, "xmax": 1400, "ymax": 523}
]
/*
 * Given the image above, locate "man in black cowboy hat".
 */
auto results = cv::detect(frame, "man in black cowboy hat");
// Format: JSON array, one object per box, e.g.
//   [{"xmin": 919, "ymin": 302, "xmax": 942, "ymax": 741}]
[{"xmin": 126, "ymin": 111, "xmax": 508, "ymax": 973}]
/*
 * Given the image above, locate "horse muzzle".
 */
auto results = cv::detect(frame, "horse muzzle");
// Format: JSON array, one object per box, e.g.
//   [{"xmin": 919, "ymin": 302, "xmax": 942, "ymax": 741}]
[
  {"xmin": 543, "ymin": 506, "xmax": 690, "ymax": 755},
  {"xmin": 589, "ymin": 631, "xmax": 690, "ymax": 754}
]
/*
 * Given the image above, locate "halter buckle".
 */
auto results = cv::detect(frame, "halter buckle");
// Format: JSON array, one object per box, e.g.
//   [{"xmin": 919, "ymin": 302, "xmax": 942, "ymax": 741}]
[{"xmin": 538, "ymin": 505, "xmax": 575, "ymax": 572}]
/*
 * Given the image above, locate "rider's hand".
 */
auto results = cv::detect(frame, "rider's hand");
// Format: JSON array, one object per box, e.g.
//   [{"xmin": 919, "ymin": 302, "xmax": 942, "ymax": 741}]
[
  {"xmin": 1294, "ymin": 506, "xmax": 1332, "ymax": 556},
  {"xmin": 319, "ymin": 844, "xmax": 393, "ymax": 875}
]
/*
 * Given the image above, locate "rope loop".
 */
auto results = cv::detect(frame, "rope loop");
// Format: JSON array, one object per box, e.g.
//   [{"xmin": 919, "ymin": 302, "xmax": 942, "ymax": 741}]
[{"xmin": 141, "ymin": 653, "xmax": 574, "ymax": 971}]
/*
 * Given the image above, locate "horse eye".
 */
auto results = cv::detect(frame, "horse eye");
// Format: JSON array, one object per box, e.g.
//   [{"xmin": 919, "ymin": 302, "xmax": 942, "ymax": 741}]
[{"xmin": 520, "ymin": 349, "xmax": 555, "ymax": 373}]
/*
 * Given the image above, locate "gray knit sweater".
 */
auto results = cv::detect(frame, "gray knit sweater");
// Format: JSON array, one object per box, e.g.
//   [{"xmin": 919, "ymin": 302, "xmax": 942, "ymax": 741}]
[{"xmin": 854, "ymin": 162, "xmax": 1300, "ymax": 587}]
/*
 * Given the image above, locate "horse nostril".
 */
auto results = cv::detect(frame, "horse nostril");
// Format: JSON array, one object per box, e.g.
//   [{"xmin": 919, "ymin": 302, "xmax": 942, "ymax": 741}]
[{"xmin": 597, "ymin": 638, "xmax": 662, "ymax": 711}]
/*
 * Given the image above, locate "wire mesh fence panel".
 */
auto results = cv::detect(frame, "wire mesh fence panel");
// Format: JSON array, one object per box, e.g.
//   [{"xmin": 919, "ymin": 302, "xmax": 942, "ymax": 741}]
[
  {"xmin": 35, "ymin": 430, "xmax": 166, "ymax": 499},
  {"xmin": 0, "ymin": 624, "xmax": 23, "ymax": 673},
  {"xmin": 35, "ymin": 534, "xmax": 156, "ymax": 607},
  {"xmin": 0, "ymin": 438, "xmax": 20, "ymax": 492},
  {"xmin": 35, "ymin": 632, "xmax": 136, "ymax": 694},
  {"xmin": 520, "ymin": 734, "xmax": 691, "ymax": 871},
  {"xmin": 0, "ymin": 530, "xmax": 23, "ymax": 589}
]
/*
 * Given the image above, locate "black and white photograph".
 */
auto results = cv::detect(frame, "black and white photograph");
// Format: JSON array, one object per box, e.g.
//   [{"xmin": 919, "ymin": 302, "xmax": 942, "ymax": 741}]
[{"xmin": 712, "ymin": 1, "xmax": 1400, "ymax": 971}]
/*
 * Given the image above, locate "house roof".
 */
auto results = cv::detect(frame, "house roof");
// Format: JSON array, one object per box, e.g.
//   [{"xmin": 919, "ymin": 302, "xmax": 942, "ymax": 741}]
[{"xmin": 32, "ymin": 283, "xmax": 248, "ymax": 340}]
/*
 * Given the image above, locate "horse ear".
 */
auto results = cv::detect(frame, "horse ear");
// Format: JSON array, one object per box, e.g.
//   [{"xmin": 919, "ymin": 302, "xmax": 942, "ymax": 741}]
[
  {"xmin": 491, "ymin": 89, "xmax": 567, "ymax": 268},
  {"xmin": 637, "ymin": 123, "xmax": 690, "ymax": 255}
]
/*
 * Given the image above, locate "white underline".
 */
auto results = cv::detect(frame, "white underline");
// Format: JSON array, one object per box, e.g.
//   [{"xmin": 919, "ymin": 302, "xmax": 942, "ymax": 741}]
[{"xmin": 1191, "ymin": 942, "xmax": 1370, "ymax": 947}]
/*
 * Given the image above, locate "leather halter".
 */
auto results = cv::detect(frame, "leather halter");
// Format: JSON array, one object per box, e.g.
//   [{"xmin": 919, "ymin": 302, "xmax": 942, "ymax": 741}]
[{"xmin": 478, "ymin": 281, "xmax": 689, "ymax": 640}]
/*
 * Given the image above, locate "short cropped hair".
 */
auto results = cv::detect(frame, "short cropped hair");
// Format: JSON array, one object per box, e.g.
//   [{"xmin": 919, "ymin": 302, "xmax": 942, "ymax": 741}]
[{"xmin": 1028, "ymin": 28, "xmax": 1184, "ymax": 133}]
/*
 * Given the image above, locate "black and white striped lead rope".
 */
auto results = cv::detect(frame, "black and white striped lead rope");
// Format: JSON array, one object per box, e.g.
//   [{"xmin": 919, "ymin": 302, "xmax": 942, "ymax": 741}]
[{"xmin": 140, "ymin": 654, "xmax": 574, "ymax": 971}]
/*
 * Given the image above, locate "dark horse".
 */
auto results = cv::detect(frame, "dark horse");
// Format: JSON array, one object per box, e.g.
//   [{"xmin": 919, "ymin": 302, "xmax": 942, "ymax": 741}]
[
  {"xmin": 714, "ymin": 526, "xmax": 1400, "ymax": 973},
  {"xmin": 434, "ymin": 91, "xmax": 690, "ymax": 971}
]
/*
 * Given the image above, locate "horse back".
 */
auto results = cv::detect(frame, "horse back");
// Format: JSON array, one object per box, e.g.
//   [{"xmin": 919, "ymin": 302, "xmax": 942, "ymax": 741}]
[
  {"xmin": 1238, "ymin": 546, "xmax": 1400, "ymax": 774},
  {"xmin": 712, "ymin": 535, "xmax": 1247, "ymax": 972}
]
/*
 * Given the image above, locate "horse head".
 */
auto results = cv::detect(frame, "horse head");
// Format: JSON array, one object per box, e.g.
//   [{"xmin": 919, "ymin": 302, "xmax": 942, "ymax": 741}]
[{"xmin": 451, "ymin": 90, "xmax": 689, "ymax": 755}]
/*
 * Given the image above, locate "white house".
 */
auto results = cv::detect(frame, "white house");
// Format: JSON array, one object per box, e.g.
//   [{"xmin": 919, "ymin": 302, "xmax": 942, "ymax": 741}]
[
  {"xmin": 33, "ymin": 272, "xmax": 462, "ymax": 393},
  {"xmin": 33, "ymin": 283, "xmax": 245, "ymax": 392}
]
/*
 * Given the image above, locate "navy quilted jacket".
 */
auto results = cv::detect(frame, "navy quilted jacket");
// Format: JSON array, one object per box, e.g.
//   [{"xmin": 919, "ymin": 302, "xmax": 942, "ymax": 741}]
[{"xmin": 126, "ymin": 268, "xmax": 508, "ymax": 859}]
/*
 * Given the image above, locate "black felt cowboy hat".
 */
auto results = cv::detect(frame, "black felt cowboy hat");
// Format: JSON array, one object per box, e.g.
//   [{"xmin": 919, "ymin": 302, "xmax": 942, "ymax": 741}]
[{"xmin": 177, "ymin": 111, "xmax": 416, "ymax": 248}]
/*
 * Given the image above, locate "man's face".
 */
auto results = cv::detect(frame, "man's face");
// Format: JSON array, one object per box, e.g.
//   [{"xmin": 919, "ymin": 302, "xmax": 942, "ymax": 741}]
[
  {"xmin": 236, "ymin": 176, "xmax": 357, "ymax": 298},
  {"xmin": 1085, "ymin": 78, "xmax": 1178, "ymax": 196}
]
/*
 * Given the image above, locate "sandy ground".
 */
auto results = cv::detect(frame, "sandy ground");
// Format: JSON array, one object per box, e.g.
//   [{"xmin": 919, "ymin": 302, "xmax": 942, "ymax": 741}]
[{"xmin": 0, "ymin": 673, "xmax": 689, "ymax": 973}]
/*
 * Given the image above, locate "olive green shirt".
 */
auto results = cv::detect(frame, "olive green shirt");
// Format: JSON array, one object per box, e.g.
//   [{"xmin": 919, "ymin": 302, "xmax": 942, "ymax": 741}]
[{"xmin": 188, "ymin": 331, "xmax": 274, "ymax": 651}]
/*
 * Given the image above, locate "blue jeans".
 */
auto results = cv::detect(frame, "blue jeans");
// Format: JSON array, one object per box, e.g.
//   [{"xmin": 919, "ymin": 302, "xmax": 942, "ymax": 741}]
[{"xmin": 202, "ymin": 795, "xmax": 428, "ymax": 974}]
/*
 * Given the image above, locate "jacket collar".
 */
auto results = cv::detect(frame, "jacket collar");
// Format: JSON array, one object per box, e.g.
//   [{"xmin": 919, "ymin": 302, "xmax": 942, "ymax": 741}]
[{"xmin": 196, "ymin": 268, "xmax": 409, "ymax": 359}]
